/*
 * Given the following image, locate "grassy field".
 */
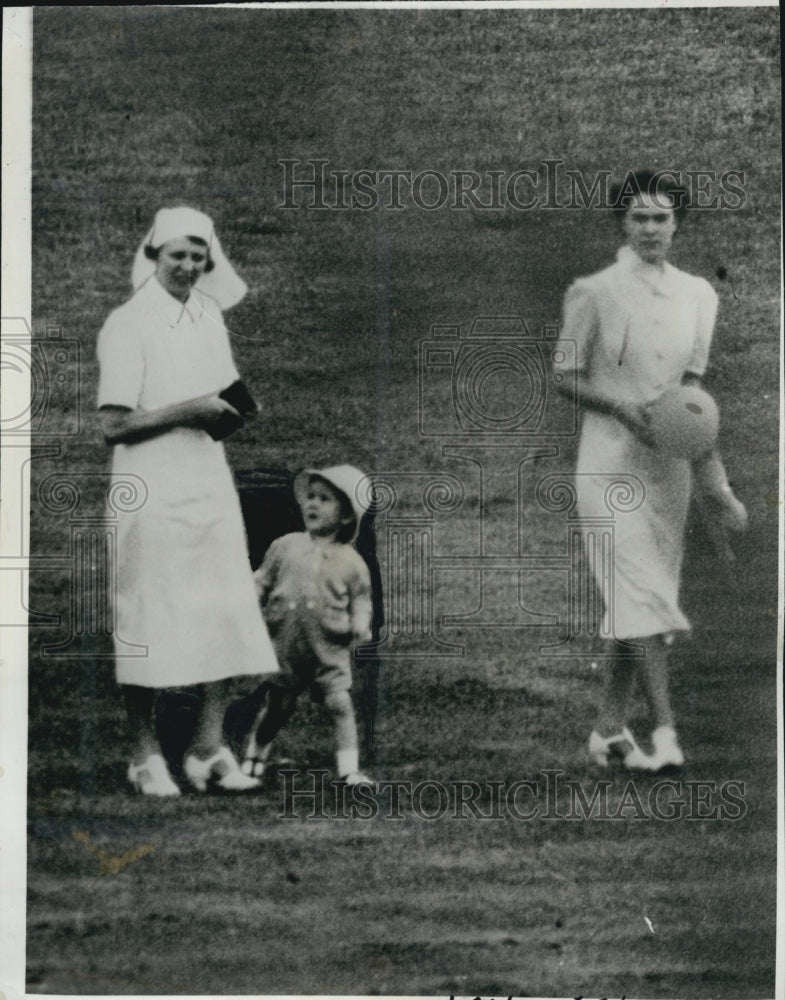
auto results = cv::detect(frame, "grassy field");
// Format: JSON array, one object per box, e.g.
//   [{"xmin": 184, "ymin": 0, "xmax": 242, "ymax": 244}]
[{"xmin": 26, "ymin": 6, "xmax": 781, "ymax": 998}]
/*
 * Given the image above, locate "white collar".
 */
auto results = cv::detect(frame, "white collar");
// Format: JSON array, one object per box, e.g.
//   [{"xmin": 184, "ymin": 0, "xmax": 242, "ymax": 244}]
[
  {"xmin": 135, "ymin": 274, "xmax": 209, "ymax": 327},
  {"xmin": 617, "ymin": 244, "xmax": 679, "ymax": 298}
]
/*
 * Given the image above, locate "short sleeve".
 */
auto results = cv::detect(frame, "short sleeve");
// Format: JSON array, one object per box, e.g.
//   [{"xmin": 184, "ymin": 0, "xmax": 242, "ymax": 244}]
[
  {"xmin": 219, "ymin": 330, "xmax": 241, "ymax": 387},
  {"xmin": 96, "ymin": 309, "xmax": 144, "ymax": 410},
  {"xmin": 556, "ymin": 279, "xmax": 599, "ymax": 375},
  {"xmin": 685, "ymin": 279, "xmax": 718, "ymax": 378},
  {"xmin": 347, "ymin": 552, "xmax": 373, "ymax": 637}
]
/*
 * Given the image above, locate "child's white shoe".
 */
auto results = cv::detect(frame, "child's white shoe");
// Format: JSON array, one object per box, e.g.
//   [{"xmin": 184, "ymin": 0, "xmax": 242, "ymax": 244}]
[
  {"xmin": 127, "ymin": 753, "xmax": 181, "ymax": 797},
  {"xmin": 241, "ymin": 757, "xmax": 266, "ymax": 779},
  {"xmin": 184, "ymin": 746, "xmax": 260, "ymax": 793},
  {"xmin": 341, "ymin": 771, "xmax": 375, "ymax": 788},
  {"xmin": 650, "ymin": 726, "xmax": 685, "ymax": 770},
  {"xmin": 241, "ymin": 734, "xmax": 272, "ymax": 779}
]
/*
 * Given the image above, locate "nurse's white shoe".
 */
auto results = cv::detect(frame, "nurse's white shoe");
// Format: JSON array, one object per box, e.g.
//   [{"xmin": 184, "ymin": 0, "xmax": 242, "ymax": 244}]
[
  {"xmin": 184, "ymin": 746, "xmax": 261, "ymax": 793},
  {"xmin": 127, "ymin": 753, "xmax": 181, "ymax": 797}
]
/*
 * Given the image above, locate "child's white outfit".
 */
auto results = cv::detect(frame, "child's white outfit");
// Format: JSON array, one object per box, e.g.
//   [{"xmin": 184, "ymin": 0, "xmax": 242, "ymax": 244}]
[{"xmin": 242, "ymin": 466, "xmax": 374, "ymax": 783}]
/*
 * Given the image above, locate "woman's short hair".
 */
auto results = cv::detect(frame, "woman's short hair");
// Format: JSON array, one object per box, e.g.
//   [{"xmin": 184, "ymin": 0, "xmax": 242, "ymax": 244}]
[
  {"xmin": 610, "ymin": 170, "xmax": 689, "ymax": 224},
  {"xmin": 143, "ymin": 235, "xmax": 215, "ymax": 271}
]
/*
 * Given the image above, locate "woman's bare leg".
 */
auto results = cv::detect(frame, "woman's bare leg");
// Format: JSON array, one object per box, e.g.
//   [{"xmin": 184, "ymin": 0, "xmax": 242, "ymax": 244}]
[
  {"xmin": 590, "ymin": 640, "xmax": 657, "ymax": 768},
  {"xmin": 189, "ymin": 679, "xmax": 232, "ymax": 759},
  {"xmin": 596, "ymin": 637, "xmax": 674, "ymax": 730},
  {"xmin": 595, "ymin": 641, "xmax": 638, "ymax": 733},
  {"xmin": 183, "ymin": 680, "xmax": 260, "ymax": 791},
  {"xmin": 122, "ymin": 685, "xmax": 161, "ymax": 764},
  {"xmin": 638, "ymin": 634, "xmax": 675, "ymax": 729}
]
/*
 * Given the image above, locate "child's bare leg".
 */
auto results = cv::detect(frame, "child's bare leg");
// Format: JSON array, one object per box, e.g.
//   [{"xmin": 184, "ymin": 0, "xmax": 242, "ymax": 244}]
[
  {"xmin": 122, "ymin": 685, "xmax": 161, "ymax": 764},
  {"xmin": 244, "ymin": 681, "xmax": 299, "ymax": 769},
  {"xmin": 324, "ymin": 690, "xmax": 359, "ymax": 778}
]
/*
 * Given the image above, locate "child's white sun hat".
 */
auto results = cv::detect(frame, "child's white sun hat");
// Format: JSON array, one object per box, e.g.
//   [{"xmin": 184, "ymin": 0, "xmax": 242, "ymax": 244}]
[{"xmin": 294, "ymin": 465, "xmax": 372, "ymax": 542}]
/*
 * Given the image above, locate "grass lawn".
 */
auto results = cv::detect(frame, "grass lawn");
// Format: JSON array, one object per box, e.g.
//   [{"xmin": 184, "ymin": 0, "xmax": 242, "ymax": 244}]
[{"xmin": 24, "ymin": 6, "xmax": 781, "ymax": 997}]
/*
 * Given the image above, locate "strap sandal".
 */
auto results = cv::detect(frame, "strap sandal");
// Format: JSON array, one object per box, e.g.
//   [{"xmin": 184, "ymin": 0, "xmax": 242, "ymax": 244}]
[
  {"xmin": 621, "ymin": 726, "xmax": 659, "ymax": 771},
  {"xmin": 588, "ymin": 729, "xmax": 627, "ymax": 767},
  {"xmin": 588, "ymin": 727, "xmax": 657, "ymax": 771}
]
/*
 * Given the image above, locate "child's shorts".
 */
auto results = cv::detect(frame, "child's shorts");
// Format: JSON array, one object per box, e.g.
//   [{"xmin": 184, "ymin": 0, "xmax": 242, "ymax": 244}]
[{"xmin": 275, "ymin": 652, "xmax": 353, "ymax": 703}]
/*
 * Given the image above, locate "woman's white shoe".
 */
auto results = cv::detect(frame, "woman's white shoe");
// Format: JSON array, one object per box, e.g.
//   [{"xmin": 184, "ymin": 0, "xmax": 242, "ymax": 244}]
[
  {"xmin": 650, "ymin": 726, "xmax": 685, "ymax": 769},
  {"xmin": 588, "ymin": 727, "xmax": 657, "ymax": 771},
  {"xmin": 127, "ymin": 753, "xmax": 181, "ymax": 797},
  {"xmin": 184, "ymin": 746, "xmax": 260, "ymax": 792}
]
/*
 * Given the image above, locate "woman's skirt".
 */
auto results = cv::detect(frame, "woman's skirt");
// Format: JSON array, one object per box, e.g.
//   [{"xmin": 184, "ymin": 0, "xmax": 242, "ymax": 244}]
[
  {"xmin": 576, "ymin": 412, "xmax": 692, "ymax": 641},
  {"xmin": 110, "ymin": 432, "xmax": 278, "ymax": 687}
]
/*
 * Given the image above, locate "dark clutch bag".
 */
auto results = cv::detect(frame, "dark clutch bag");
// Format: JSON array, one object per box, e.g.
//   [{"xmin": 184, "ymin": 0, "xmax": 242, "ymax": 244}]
[{"xmin": 207, "ymin": 380, "xmax": 259, "ymax": 441}]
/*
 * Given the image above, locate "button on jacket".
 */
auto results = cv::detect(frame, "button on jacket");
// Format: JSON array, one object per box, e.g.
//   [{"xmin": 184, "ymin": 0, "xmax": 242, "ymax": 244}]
[{"xmin": 255, "ymin": 532, "xmax": 372, "ymax": 669}]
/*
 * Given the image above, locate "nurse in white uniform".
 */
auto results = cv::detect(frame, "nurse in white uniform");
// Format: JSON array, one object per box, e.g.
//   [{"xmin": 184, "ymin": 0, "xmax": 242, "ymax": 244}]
[{"xmin": 97, "ymin": 206, "xmax": 278, "ymax": 796}]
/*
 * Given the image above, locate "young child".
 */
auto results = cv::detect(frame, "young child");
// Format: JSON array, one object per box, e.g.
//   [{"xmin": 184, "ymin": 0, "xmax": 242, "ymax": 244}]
[{"xmin": 242, "ymin": 465, "xmax": 374, "ymax": 785}]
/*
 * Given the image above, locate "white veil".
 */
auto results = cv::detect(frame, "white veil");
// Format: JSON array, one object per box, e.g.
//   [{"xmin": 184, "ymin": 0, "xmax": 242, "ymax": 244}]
[{"xmin": 131, "ymin": 206, "xmax": 248, "ymax": 310}]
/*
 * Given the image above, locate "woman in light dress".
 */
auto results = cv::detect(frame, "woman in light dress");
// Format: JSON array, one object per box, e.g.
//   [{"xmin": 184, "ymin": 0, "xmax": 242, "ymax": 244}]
[
  {"xmin": 556, "ymin": 171, "xmax": 747, "ymax": 771},
  {"xmin": 97, "ymin": 206, "xmax": 278, "ymax": 796}
]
